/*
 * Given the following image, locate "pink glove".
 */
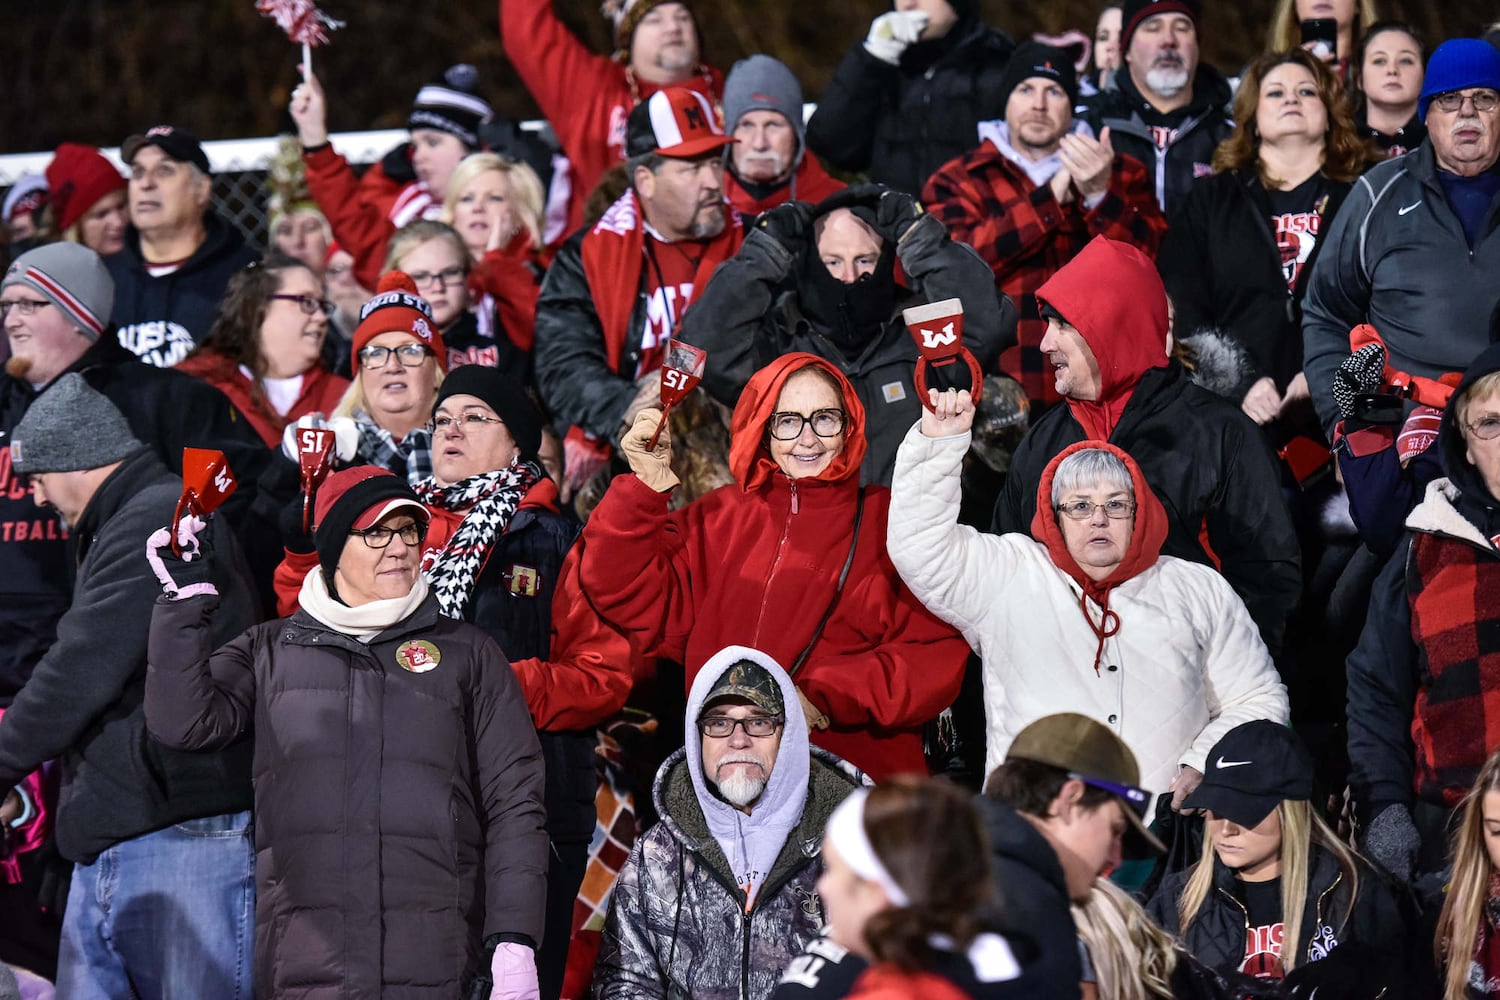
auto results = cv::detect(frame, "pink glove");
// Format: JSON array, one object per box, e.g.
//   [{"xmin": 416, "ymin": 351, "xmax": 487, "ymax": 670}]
[
  {"xmin": 488, "ymin": 942, "xmax": 539, "ymax": 1000},
  {"xmin": 145, "ymin": 515, "xmax": 219, "ymax": 600}
]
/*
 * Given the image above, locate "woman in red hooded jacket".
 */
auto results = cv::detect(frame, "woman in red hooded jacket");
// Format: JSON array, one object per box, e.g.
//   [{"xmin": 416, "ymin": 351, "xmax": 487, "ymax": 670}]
[{"xmin": 577, "ymin": 352, "xmax": 968, "ymax": 780}]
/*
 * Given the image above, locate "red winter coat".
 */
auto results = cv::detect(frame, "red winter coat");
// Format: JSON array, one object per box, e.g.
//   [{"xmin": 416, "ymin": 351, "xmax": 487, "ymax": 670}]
[
  {"xmin": 577, "ymin": 352, "xmax": 968, "ymax": 779},
  {"xmin": 175, "ymin": 349, "xmax": 349, "ymax": 448},
  {"xmin": 923, "ymin": 141, "xmax": 1166, "ymax": 408},
  {"xmin": 470, "ymin": 233, "xmax": 547, "ymax": 355},
  {"xmin": 499, "ymin": 0, "xmax": 722, "ymax": 233},
  {"xmin": 724, "ymin": 154, "xmax": 846, "ymax": 219},
  {"xmin": 304, "ymin": 145, "xmax": 438, "ymax": 292}
]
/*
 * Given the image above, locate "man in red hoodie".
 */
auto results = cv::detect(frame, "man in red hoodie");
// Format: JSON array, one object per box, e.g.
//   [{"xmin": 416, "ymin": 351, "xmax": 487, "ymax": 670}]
[
  {"xmin": 990, "ymin": 236, "xmax": 1300, "ymax": 658},
  {"xmin": 500, "ymin": 0, "xmax": 722, "ymax": 233}
]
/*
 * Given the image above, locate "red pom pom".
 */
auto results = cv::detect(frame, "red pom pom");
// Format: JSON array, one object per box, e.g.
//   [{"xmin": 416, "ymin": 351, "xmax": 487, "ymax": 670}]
[{"xmin": 377, "ymin": 271, "xmax": 419, "ymax": 296}]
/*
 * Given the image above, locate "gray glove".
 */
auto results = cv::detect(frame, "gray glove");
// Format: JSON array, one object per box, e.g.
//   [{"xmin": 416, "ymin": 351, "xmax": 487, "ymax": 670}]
[{"xmin": 1362, "ymin": 803, "xmax": 1420, "ymax": 883}]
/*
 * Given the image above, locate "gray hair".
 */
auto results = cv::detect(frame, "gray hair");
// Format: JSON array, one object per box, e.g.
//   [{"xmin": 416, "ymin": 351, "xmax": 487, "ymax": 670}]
[
  {"xmin": 626, "ymin": 151, "xmax": 666, "ymax": 182},
  {"xmin": 1050, "ymin": 449, "xmax": 1134, "ymax": 509}
]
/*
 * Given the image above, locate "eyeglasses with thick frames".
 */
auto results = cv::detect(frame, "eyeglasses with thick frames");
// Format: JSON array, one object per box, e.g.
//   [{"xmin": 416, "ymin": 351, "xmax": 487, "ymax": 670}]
[
  {"xmin": 350, "ymin": 521, "xmax": 427, "ymax": 549},
  {"xmin": 270, "ymin": 293, "xmax": 335, "ymax": 317},
  {"xmin": 1432, "ymin": 89, "xmax": 1500, "ymax": 113},
  {"xmin": 428, "ymin": 412, "xmax": 507, "ymax": 434},
  {"xmin": 0, "ymin": 298, "xmax": 53, "ymax": 319},
  {"xmin": 1467, "ymin": 415, "xmax": 1500, "ymax": 441},
  {"xmin": 768, "ymin": 408, "xmax": 845, "ymax": 441},
  {"xmin": 359, "ymin": 343, "xmax": 433, "ymax": 370},
  {"xmin": 1055, "ymin": 499, "xmax": 1136, "ymax": 521},
  {"xmin": 698, "ymin": 715, "xmax": 784, "ymax": 739},
  {"xmin": 408, "ymin": 266, "xmax": 467, "ymax": 289}
]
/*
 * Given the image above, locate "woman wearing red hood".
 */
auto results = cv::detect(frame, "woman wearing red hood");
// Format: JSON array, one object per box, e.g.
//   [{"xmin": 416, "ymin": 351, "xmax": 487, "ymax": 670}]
[
  {"xmin": 578, "ymin": 353, "xmax": 969, "ymax": 779},
  {"xmin": 887, "ymin": 388, "xmax": 1289, "ymax": 806}
]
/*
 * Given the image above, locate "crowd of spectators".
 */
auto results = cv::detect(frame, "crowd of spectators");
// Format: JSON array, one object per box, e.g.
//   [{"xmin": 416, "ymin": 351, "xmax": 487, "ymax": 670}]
[{"xmin": 5, "ymin": 0, "xmax": 1500, "ymax": 997}]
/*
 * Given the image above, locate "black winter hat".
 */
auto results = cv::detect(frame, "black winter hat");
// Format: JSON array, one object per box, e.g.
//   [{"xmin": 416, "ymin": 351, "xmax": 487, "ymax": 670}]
[
  {"xmin": 998, "ymin": 41, "xmax": 1080, "ymax": 108},
  {"xmin": 433, "ymin": 366, "xmax": 544, "ymax": 461}
]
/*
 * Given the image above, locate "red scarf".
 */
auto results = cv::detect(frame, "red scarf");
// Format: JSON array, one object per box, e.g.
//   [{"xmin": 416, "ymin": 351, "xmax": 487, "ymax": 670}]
[
  {"xmin": 1030, "ymin": 440, "xmax": 1169, "ymax": 674},
  {"xmin": 579, "ymin": 189, "xmax": 743, "ymax": 375}
]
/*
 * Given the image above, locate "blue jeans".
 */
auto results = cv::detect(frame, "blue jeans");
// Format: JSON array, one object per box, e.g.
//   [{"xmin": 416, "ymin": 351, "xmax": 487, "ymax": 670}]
[{"xmin": 56, "ymin": 811, "xmax": 254, "ymax": 1000}]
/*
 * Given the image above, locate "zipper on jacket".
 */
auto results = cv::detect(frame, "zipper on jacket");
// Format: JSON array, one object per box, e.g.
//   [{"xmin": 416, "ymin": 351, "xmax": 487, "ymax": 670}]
[
  {"xmin": 741, "ymin": 900, "xmax": 753, "ymax": 1000},
  {"xmin": 1217, "ymin": 886, "xmax": 1252, "ymax": 961},
  {"xmin": 1309, "ymin": 870, "xmax": 1343, "ymax": 962},
  {"xmin": 752, "ymin": 478, "xmax": 797, "ymax": 639}
]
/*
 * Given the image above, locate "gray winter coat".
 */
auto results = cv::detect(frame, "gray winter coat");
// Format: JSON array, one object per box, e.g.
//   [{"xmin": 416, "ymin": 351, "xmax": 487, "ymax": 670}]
[
  {"xmin": 1301, "ymin": 141, "xmax": 1500, "ymax": 435},
  {"xmin": 592, "ymin": 746, "xmax": 863, "ymax": 1000},
  {"xmin": 146, "ymin": 591, "xmax": 547, "ymax": 1000}
]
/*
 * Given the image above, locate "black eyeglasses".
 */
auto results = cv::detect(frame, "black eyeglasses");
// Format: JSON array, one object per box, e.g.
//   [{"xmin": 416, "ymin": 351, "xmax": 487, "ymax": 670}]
[
  {"xmin": 0, "ymin": 298, "xmax": 52, "ymax": 319},
  {"xmin": 1432, "ymin": 89, "xmax": 1500, "ymax": 113},
  {"xmin": 698, "ymin": 715, "xmax": 784, "ymax": 739},
  {"xmin": 428, "ymin": 412, "xmax": 507, "ymax": 434},
  {"xmin": 768, "ymin": 408, "xmax": 845, "ymax": 441},
  {"xmin": 359, "ymin": 343, "xmax": 433, "ymax": 370},
  {"xmin": 270, "ymin": 293, "xmax": 335, "ymax": 317},
  {"xmin": 350, "ymin": 521, "xmax": 427, "ymax": 549},
  {"xmin": 1055, "ymin": 499, "xmax": 1136, "ymax": 521},
  {"xmin": 408, "ymin": 266, "xmax": 467, "ymax": 289}
]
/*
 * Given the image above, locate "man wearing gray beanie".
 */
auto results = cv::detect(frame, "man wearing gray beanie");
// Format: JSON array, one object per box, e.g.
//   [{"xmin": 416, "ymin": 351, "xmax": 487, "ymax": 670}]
[
  {"xmin": 721, "ymin": 55, "xmax": 844, "ymax": 220},
  {"xmin": 0, "ymin": 373, "xmax": 258, "ymax": 995}
]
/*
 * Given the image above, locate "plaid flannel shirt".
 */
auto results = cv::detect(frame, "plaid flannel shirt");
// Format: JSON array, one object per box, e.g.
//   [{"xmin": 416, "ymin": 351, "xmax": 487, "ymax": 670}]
[{"xmin": 923, "ymin": 142, "xmax": 1168, "ymax": 407}]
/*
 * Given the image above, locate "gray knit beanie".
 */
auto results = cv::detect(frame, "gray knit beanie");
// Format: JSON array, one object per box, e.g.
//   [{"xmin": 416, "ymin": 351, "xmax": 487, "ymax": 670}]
[
  {"xmin": 722, "ymin": 55, "xmax": 807, "ymax": 153},
  {"xmin": 1, "ymin": 243, "xmax": 114, "ymax": 341},
  {"xmin": 11, "ymin": 373, "xmax": 143, "ymax": 474}
]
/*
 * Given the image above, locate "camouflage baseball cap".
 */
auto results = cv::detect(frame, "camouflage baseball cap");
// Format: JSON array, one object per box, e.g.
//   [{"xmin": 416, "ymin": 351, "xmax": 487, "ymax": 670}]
[{"xmin": 701, "ymin": 661, "xmax": 785, "ymax": 718}]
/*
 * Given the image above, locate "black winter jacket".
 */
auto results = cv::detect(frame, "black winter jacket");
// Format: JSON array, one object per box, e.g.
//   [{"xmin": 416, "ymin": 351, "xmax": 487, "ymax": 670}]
[
  {"xmin": 1160, "ymin": 170, "xmax": 1353, "ymax": 397},
  {"xmin": 1084, "ymin": 65, "xmax": 1235, "ymax": 215},
  {"xmin": 805, "ymin": 18, "xmax": 1015, "ymax": 197},
  {"xmin": 1148, "ymin": 846, "xmax": 1406, "ymax": 979},
  {"xmin": 972, "ymin": 795, "xmax": 1082, "ymax": 1000},
  {"xmin": 146, "ymin": 591, "xmax": 548, "ymax": 999},
  {"xmin": 0, "ymin": 450, "xmax": 257, "ymax": 862},
  {"xmin": 105, "ymin": 212, "xmax": 259, "ymax": 367},
  {"xmin": 992, "ymin": 362, "xmax": 1300, "ymax": 656},
  {"xmin": 0, "ymin": 336, "xmax": 267, "ymax": 701},
  {"xmin": 679, "ymin": 202, "xmax": 1014, "ymax": 486}
]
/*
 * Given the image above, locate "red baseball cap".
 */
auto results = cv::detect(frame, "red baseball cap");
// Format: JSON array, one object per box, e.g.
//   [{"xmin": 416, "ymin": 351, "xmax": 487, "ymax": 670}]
[{"xmin": 625, "ymin": 88, "xmax": 736, "ymax": 159}]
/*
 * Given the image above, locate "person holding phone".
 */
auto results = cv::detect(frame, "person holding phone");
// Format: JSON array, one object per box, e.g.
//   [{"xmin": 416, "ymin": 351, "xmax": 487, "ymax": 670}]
[{"xmin": 1267, "ymin": 0, "xmax": 1379, "ymax": 79}]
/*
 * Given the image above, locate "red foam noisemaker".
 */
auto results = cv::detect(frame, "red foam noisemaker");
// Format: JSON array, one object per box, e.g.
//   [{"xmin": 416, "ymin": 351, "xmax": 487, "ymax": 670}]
[
  {"xmin": 904, "ymin": 298, "xmax": 983, "ymax": 412},
  {"xmin": 173, "ymin": 449, "xmax": 238, "ymax": 557},
  {"xmin": 646, "ymin": 341, "xmax": 708, "ymax": 450},
  {"xmin": 296, "ymin": 427, "xmax": 337, "ymax": 534}
]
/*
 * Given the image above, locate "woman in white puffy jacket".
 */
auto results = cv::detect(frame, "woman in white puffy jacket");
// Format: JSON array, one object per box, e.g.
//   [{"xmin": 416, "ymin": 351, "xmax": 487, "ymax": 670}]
[{"xmin": 887, "ymin": 388, "xmax": 1289, "ymax": 810}]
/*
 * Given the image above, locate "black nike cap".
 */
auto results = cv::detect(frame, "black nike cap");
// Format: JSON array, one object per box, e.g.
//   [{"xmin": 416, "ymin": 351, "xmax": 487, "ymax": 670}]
[{"xmin": 1182, "ymin": 720, "xmax": 1315, "ymax": 828}]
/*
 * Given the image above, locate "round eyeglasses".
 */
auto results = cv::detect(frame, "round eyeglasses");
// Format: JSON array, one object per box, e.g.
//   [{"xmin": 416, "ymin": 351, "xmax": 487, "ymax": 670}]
[{"xmin": 768, "ymin": 408, "xmax": 845, "ymax": 441}]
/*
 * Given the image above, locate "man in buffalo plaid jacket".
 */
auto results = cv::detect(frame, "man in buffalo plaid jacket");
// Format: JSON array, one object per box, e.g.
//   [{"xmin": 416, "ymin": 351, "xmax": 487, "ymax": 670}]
[{"xmin": 923, "ymin": 41, "xmax": 1166, "ymax": 411}]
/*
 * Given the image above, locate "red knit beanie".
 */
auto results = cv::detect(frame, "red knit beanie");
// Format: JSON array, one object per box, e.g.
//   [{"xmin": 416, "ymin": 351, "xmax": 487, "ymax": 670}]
[
  {"xmin": 45, "ymin": 144, "xmax": 127, "ymax": 234},
  {"xmin": 351, "ymin": 271, "xmax": 447, "ymax": 373}
]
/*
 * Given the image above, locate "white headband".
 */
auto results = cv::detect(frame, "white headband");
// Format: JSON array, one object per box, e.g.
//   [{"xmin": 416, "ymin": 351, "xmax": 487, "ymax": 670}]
[{"xmin": 825, "ymin": 788, "xmax": 910, "ymax": 907}]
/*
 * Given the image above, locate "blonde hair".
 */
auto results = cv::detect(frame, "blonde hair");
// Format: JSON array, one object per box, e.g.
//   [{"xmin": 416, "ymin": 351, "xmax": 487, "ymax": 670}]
[
  {"xmin": 1073, "ymin": 879, "xmax": 1177, "ymax": 999},
  {"xmin": 1456, "ymin": 371, "xmax": 1500, "ymax": 432},
  {"xmin": 1267, "ymin": 0, "xmax": 1380, "ymax": 54},
  {"xmin": 1437, "ymin": 750, "xmax": 1500, "ymax": 1000},
  {"xmin": 333, "ymin": 363, "xmax": 445, "ymax": 421},
  {"xmin": 383, "ymin": 219, "xmax": 469, "ymax": 275},
  {"xmin": 1179, "ymin": 800, "xmax": 1361, "ymax": 974},
  {"xmin": 440, "ymin": 152, "xmax": 546, "ymax": 252}
]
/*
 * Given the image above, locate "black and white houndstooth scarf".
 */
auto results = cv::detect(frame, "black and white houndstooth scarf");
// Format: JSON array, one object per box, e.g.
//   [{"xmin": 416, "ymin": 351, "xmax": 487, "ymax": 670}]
[{"xmin": 414, "ymin": 461, "xmax": 541, "ymax": 618}]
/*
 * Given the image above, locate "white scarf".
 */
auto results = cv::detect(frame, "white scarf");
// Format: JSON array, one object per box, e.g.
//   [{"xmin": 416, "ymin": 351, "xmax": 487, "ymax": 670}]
[{"xmin": 298, "ymin": 569, "xmax": 430, "ymax": 643}]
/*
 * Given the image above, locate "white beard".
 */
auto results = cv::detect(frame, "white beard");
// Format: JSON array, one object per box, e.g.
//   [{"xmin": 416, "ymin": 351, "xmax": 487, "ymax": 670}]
[
  {"xmin": 716, "ymin": 767, "xmax": 768, "ymax": 807},
  {"xmin": 1145, "ymin": 65, "xmax": 1190, "ymax": 98}
]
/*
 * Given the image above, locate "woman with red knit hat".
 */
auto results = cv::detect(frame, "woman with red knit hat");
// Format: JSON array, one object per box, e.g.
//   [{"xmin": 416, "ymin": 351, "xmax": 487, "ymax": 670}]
[
  {"xmin": 145, "ymin": 466, "xmax": 548, "ymax": 998},
  {"xmin": 176, "ymin": 253, "xmax": 349, "ymax": 448},
  {"xmin": 44, "ymin": 143, "xmax": 128, "ymax": 256},
  {"xmin": 887, "ymin": 387, "xmax": 1289, "ymax": 815}
]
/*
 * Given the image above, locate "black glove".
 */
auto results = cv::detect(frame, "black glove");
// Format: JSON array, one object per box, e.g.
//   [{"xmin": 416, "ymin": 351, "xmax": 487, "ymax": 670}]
[
  {"xmin": 146, "ymin": 516, "xmax": 217, "ymax": 598},
  {"xmin": 279, "ymin": 495, "xmax": 317, "ymax": 556},
  {"xmin": 35, "ymin": 835, "xmax": 71, "ymax": 917},
  {"xmin": 874, "ymin": 187, "xmax": 923, "ymax": 244},
  {"xmin": 1332, "ymin": 342, "xmax": 1387, "ymax": 420},
  {"xmin": 754, "ymin": 200, "xmax": 814, "ymax": 250}
]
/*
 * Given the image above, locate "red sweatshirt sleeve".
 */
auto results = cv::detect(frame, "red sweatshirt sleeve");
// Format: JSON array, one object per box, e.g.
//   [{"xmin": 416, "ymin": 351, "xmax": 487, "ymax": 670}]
[
  {"xmin": 303, "ymin": 145, "xmax": 407, "ymax": 291},
  {"xmin": 473, "ymin": 246, "xmax": 541, "ymax": 353},
  {"xmin": 273, "ymin": 548, "xmax": 319, "ymax": 617},
  {"xmin": 509, "ymin": 547, "xmax": 638, "ymax": 730}
]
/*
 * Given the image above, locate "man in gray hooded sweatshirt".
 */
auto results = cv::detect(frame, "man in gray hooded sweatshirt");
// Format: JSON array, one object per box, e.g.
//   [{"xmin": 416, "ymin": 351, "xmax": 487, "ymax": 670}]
[{"xmin": 592, "ymin": 645, "xmax": 864, "ymax": 1000}]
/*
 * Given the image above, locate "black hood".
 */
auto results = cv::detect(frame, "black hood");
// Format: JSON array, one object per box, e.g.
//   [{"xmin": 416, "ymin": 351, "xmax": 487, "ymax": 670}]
[
  {"xmin": 1439, "ymin": 341, "xmax": 1500, "ymax": 529},
  {"xmin": 797, "ymin": 188, "xmax": 901, "ymax": 355}
]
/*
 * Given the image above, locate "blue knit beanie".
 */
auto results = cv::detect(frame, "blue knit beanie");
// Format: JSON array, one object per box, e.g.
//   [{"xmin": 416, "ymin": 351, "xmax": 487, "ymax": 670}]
[{"xmin": 1420, "ymin": 39, "xmax": 1500, "ymax": 119}]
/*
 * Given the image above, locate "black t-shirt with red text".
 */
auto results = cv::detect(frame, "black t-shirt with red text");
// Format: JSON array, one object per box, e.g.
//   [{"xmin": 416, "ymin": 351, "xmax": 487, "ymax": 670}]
[{"xmin": 1266, "ymin": 175, "xmax": 1328, "ymax": 295}]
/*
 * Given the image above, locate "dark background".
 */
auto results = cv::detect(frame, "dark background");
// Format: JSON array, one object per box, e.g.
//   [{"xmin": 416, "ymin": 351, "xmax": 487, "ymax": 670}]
[{"xmin": 3, "ymin": 0, "xmax": 1493, "ymax": 152}]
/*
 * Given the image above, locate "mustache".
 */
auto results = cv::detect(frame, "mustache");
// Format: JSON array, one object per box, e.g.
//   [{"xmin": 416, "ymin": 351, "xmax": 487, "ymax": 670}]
[
  {"xmin": 1452, "ymin": 117, "xmax": 1486, "ymax": 135},
  {"xmin": 1152, "ymin": 52, "xmax": 1185, "ymax": 66},
  {"xmin": 715, "ymin": 753, "xmax": 767, "ymax": 774}
]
